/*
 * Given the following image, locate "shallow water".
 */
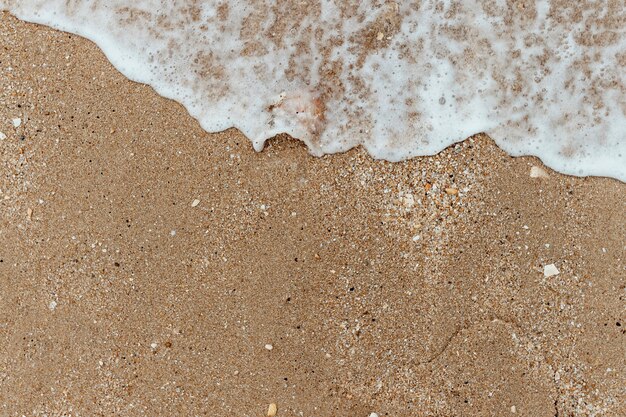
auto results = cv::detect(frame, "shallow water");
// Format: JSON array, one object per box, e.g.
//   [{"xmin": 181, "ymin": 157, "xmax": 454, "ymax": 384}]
[{"xmin": 3, "ymin": 0, "xmax": 625, "ymax": 180}]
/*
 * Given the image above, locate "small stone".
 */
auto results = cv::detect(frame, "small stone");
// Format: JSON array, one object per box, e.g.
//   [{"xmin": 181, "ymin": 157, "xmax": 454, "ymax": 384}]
[
  {"xmin": 264, "ymin": 344, "xmax": 273, "ymax": 351},
  {"xmin": 191, "ymin": 199, "xmax": 200, "ymax": 207},
  {"xmin": 376, "ymin": 32, "xmax": 384, "ymax": 40},
  {"xmin": 27, "ymin": 208, "xmax": 33, "ymax": 220},
  {"xmin": 543, "ymin": 263, "xmax": 559, "ymax": 277},
  {"xmin": 150, "ymin": 342, "xmax": 158, "ymax": 349},
  {"xmin": 12, "ymin": 118, "xmax": 21, "ymax": 128},
  {"xmin": 48, "ymin": 300, "xmax": 57, "ymax": 311},
  {"xmin": 267, "ymin": 403, "xmax": 277, "ymax": 417},
  {"xmin": 370, "ymin": 413, "xmax": 379, "ymax": 417},
  {"xmin": 445, "ymin": 187, "xmax": 458, "ymax": 195},
  {"xmin": 0, "ymin": 131, "xmax": 6, "ymax": 140},
  {"xmin": 511, "ymin": 405, "xmax": 517, "ymax": 413},
  {"xmin": 530, "ymin": 166, "xmax": 549, "ymax": 178}
]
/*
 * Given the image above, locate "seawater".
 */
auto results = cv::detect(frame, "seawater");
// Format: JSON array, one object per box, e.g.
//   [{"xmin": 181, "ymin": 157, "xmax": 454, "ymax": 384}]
[{"xmin": 2, "ymin": 1, "xmax": 625, "ymax": 180}]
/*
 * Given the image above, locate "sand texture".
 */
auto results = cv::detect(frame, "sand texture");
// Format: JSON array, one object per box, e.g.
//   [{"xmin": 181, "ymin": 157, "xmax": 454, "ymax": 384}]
[{"xmin": 1, "ymin": 15, "xmax": 624, "ymax": 417}]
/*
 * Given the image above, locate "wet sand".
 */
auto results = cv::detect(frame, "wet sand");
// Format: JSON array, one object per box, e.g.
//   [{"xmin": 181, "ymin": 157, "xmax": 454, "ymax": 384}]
[{"xmin": 0, "ymin": 14, "xmax": 624, "ymax": 417}]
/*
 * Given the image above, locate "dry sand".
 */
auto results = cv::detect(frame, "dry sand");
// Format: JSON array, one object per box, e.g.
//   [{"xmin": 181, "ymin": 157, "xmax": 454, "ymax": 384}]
[{"xmin": 0, "ymin": 14, "xmax": 624, "ymax": 417}]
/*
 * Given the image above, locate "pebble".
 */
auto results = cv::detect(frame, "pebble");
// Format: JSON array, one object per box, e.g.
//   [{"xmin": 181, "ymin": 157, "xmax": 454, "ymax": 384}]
[
  {"xmin": 543, "ymin": 263, "xmax": 559, "ymax": 277},
  {"xmin": 267, "ymin": 403, "xmax": 277, "ymax": 417},
  {"xmin": 0, "ymin": 131, "xmax": 6, "ymax": 140},
  {"xmin": 191, "ymin": 199, "xmax": 200, "ymax": 207},
  {"xmin": 48, "ymin": 300, "xmax": 57, "ymax": 311},
  {"xmin": 511, "ymin": 405, "xmax": 517, "ymax": 413},
  {"xmin": 369, "ymin": 413, "xmax": 379, "ymax": 417},
  {"xmin": 264, "ymin": 344, "xmax": 273, "ymax": 351},
  {"xmin": 445, "ymin": 187, "xmax": 458, "ymax": 195},
  {"xmin": 12, "ymin": 118, "xmax": 21, "ymax": 127}
]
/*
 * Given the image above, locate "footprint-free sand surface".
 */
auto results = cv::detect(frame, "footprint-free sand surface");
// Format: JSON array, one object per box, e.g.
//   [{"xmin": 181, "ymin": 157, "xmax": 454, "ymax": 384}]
[{"xmin": 1, "ymin": 15, "xmax": 624, "ymax": 416}]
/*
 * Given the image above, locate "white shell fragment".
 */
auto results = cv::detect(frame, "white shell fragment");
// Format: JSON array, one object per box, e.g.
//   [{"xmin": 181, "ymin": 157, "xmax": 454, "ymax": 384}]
[
  {"xmin": 530, "ymin": 166, "xmax": 550, "ymax": 179},
  {"xmin": 543, "ymin": 264, "xmax": 560, "ymax": 278}
]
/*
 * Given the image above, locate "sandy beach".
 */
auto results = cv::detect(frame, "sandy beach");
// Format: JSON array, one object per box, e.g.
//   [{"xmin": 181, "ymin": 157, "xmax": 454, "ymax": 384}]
[{"xmin": 1, "ymin": 14, "xmax": 624, "ymax": 416}]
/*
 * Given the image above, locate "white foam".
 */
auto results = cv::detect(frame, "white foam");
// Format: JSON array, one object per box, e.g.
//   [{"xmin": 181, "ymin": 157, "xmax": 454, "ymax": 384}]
[{"xmin": 3, "ymin": 1, "xmax": 625, "ymax": 180}]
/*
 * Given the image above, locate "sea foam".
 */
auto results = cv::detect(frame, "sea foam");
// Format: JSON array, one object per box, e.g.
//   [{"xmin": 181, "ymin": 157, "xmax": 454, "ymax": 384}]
[{"xmin": 2, "ymin": 1, "xmax": 625, "ymax": 180}]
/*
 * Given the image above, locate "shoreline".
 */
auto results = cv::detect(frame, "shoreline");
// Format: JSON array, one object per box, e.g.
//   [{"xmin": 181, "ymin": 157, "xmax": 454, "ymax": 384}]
[{"xmin": 1, "ymin": 15, "xmax": 624, "ymax": 417}]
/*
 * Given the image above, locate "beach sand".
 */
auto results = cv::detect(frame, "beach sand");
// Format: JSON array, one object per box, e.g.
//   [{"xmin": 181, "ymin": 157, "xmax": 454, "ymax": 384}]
[{"xmin": 1, "ymin": 14, "xmax": 624, "ymax": 416}]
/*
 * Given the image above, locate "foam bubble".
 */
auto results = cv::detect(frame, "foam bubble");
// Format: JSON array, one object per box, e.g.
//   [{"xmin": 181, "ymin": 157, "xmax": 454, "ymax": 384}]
[{"xmin": 3, "ymin": 1, "xmax": 625, "ymax": 180}]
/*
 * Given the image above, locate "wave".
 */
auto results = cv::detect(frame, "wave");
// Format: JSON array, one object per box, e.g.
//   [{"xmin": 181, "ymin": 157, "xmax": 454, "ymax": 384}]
[{"xmin": 3, "ymin": 0, "xmax": 625, "ymax": 180}]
